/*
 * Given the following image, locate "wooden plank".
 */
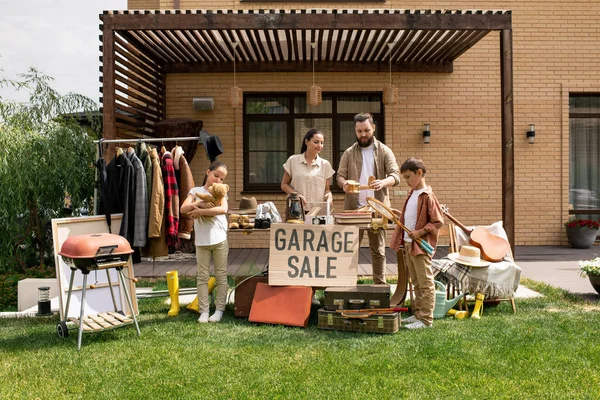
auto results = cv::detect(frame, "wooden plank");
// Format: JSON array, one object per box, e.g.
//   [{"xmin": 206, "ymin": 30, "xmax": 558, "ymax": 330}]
[
  {"xmin": 114, "ymin": 38, "xmax": 160, "ymax": 77},
  {"xmin": 429, "ymin": 30, "xmax": 472, "ymax": 64},
  {"xmin": 273, "ymin": 30, "xmax": 284, "ymax": 62},
  {"xmin": 102, "ymin": 10, "xmax": 512, "ymax": 31},
  {"xmin": 231, "ymin": 30, "xmax": 252, "ymax": 62},
  {"xmin": 113, "ymin": 101, "xmax": 160, "ymax": 124},
  {"xmin": 182, "ymin": 30, "xmax": 209, "ymax": 62},
  {"xmin": 401, "ymin": 30, "xmax": 435, "ymax": 62},
  {"xmin": 447, "ymin": 30, "xmax": 490, "ymax": 60},
  {"xmin": 348, "ymin": 29, "xmax": 365, "ymax": 61},
  {"xmin": 98, "ymin": 312, "xmax": 123, "ymax": 326},
  {"xmin": 114, "ymin": 82, "xmax": 160, "ymax": 108},
  {"xmin": 135, "ymin": 30, "xmax": 176, "ymax": 63},
  {"xmin": 163, "ymin": 60, "xmax": 452, "ymax": 73},
  {"xmin": 108, "ymin": 311, "xmax": 133, "ymax": 323},
  {"xmin": 252, "ymin": 29, "xmax": 269, "ymax": 61},
  {"xmin": 102, "ymin": 27, "xmax": 116, "ymax": 159},
  {"xmin": 244, "ymin": 29, "xmax": 262, "ymax": 62},
  {"xmin": 332, "ymin": 30, "xmax": 344, "ymax": 61},
  {"xmin": 501, "ymin": 28, "xmax": 515, "ymax": 252},
  {"xmin": 413, "ymin": 29, "xmax": 446, "ymax": 63},
  {"xmin": 284, "ymin": 29, "xmax": 293, "ymax": 61},
  {"xmin": 164, "ymin": 30, "xmax": 196, "ymax": 62},
  {"xmin": 115, "ymin": 33, "xmax": 161, "ymax": 71},
  {"xmin": 264, "ymin": 30, "xmax": 277, "ymax": 61},
  {"xmin": 115, "ymin": 93, "xmax": 160, "ymax": 119},
  {"xmin": 115, "ymin": 75, "xmax": 161, "ymax": 107},
  {"xmin": 84, "ymin": 316, "xmax": 107, "ymax": 330},
  {"xmin": 292, "ymin": 29, "xmax": 300, "ymax": 62}
]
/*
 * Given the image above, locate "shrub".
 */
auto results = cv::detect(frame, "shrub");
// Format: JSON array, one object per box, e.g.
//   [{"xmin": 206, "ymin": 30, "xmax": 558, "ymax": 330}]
[{"xmin": 564, "ymin": 219, "xmax": 600, "ymax": 229}]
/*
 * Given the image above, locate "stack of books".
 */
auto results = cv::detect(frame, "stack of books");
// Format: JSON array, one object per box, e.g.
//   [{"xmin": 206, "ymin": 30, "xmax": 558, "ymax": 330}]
[{"xmin": 333, "ymin": 211, "xmax": 373, "ymax": 228}]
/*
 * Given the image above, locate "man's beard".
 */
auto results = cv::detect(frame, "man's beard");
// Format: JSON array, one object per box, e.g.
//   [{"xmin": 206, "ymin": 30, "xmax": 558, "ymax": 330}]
[{"xmin": 357, "ymin": 136, "xmax": 374, "ymax": 148}]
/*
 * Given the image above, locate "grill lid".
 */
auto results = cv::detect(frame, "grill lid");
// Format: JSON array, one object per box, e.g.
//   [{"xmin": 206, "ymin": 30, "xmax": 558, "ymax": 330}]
[{"xmin": 59, "ymin": 233, "xmax": 133, "ymax": 259}]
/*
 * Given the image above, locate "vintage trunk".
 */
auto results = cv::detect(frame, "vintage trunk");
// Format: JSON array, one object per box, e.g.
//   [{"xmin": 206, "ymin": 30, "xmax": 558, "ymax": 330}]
[
  {"xmin": 324, "ymin": 285, "xmax": 390, "ymax": 311},
  {"xmin": 234, "ymin": 275, "xmax": 269, "ymax": 317},
  {"xmin": 317, "ymin": 309, "xmax": 401, "ymax": 334}
]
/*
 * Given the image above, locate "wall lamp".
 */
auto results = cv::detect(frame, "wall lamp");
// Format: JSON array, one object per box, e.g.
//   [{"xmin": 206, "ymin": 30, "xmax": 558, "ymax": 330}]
[
  {"xmin": 423, "ymin": 123, "xmax": 431, "ymax": 144},
  {"xmin": 527, "ymin": 124, "xmax": 536, "ymax": 144}
]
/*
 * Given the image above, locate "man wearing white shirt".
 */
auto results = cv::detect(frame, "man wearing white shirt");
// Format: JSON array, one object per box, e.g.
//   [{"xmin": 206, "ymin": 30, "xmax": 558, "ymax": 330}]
[{"xmin": 336, "ymin": 113, "xmax": 400, "ymax": 284}]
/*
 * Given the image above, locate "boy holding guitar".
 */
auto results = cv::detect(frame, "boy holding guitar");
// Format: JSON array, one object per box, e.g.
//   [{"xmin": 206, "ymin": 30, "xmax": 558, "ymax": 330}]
[{"xmin": 390, "ymin": 157, "xmax": 444, "ymax": 330}]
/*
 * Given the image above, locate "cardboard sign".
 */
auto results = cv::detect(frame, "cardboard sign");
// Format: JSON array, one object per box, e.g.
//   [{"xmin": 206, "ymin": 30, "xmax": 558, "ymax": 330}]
[{"xmin": 268, "ymin": 224, "xmax": 359, "ymax": 287}]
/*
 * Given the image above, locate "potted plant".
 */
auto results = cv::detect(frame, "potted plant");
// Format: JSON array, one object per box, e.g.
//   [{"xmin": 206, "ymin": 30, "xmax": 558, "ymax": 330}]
[
  {"xmin": 565, "ymin": 219, "xmax": 600, "ymax": 249},
  {"xmin": 578, "ymin": 256, "xmax": 600, "ymax": 295}
]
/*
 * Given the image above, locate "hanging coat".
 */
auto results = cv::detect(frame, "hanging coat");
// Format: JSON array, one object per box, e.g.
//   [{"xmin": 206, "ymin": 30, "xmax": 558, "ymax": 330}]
[
  {"xmin": 172, "ymin": 146, "xmax": 195, "ymax": 240},
  {"xmin": 125, "ymin": 148, "xmax": 148, "ymax": 247},
  {"xmin": 104, "ymin": 153, "xmax": 135, "ymax": 244},
  {"xmin": 136, "ymin": 141, "xmax": 153, "ymax": 208},
  {"xmin": 162, "ymin": 151, "xmax": 179, "ymax": 247},
  {"xmin": 145, "ymin": 148, "xmax": 168, "ymax": 257}
]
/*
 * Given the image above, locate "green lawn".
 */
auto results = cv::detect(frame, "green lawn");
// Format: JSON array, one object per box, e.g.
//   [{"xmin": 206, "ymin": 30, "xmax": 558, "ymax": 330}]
[{"xmin": 1, "ymin": 279, "xmax": 599, "ymax": 399}]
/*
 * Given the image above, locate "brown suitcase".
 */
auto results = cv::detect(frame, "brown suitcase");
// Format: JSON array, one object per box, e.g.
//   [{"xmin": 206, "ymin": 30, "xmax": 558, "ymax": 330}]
[
  {"xmin": 234, "ymin": 275, "xmax": 268, "ymax": 317},
  {"xmin": 248, "ymin": 283, "xmax": 312, "ymax": 328},
  {"xmin": 317, "ymin": 308, "xmax": 400, "ymax": 334},
  {"xmin": 324, "ymin": 285, "xmax": 390, "ymax": 311}
]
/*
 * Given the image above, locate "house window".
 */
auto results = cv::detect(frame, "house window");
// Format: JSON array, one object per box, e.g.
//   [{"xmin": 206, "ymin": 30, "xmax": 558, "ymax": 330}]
[
  {"xmin": 243, "ymin": 93, "xmax": 383, "ymax": 192},
  {"xmin": 569, "ymin": 94, "xmax": 600, "ymax": 220}
]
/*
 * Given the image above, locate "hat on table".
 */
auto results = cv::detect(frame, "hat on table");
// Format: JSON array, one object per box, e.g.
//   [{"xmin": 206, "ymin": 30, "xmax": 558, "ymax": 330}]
[{"xmin": 229, "ymin": 197, "xmax": 258, "ymax": 215}]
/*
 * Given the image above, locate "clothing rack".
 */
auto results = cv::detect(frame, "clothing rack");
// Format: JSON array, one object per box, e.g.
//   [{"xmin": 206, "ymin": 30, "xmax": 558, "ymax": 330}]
[
  {"xmin": 93, "ymin": 136, "xmax": 204, "ymax": 215},
  {"xmin": 93, "ymin": 136, "xmax": 202, "ymax": 144}
]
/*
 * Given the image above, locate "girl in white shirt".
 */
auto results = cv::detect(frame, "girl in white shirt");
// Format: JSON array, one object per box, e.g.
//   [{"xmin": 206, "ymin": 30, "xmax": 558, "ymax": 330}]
[{"xmin": 181, "ymin": 161, "xmax": 229, "ymax": 323}]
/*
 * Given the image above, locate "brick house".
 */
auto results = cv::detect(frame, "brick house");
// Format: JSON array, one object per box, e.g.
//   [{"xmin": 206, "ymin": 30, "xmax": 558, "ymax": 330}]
[{"xmin": 100, "ymin": 1, "xmax": 600, "ymax": 249}]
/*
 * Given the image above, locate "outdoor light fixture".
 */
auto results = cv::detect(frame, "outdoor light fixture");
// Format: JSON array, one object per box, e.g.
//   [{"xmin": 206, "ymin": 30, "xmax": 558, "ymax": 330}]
[
  {"xmin": 228, "ymin": 42, "xmax": 243, "ymax": 108},
  {"xmin": 36, "ymin": 286, "xmax": 52, "ymax": 317},
  {"xmin": 382, "ymin": 43, "xmax": 399, "ymax": 106},
  {"xmin": 423, "ymin": 123, "xmax": 431, "ymax": 144},
  {"xmin": 307, "ymin": 43, "xmax": 322, "ymax": 107},
  {"xmin": 527, "ymin": 124, "xmax": 536, "ymax": 144}
]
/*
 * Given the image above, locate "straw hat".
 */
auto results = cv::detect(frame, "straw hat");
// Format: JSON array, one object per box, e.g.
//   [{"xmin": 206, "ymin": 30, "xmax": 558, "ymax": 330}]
[
  {"xmin": 229, "ymin": 197, "xmax": 258, "ymax": 215},
  {"xmin": 448, "ymin": 245, "xmax": 490, "ymax": 267}
]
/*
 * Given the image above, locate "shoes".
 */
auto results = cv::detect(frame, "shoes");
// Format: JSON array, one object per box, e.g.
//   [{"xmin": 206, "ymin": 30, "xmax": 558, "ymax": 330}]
[
  {"xmin": 405, "ymin": 320, "xmax": 432, "ymax": 330},
  {"xmin": 229, "ymin": 214, "xmax": 240, "ymax": 229},
  {"xmin": 208, "ymin": 310, "xmax": 224, "ymax": 323},
  {"xmin": 401, "ymin": 315, "xmax": 418, "ymax": 324},
  {"xmin": 198, "ymin": 312, "xmax": 209, "ymax": 323}
]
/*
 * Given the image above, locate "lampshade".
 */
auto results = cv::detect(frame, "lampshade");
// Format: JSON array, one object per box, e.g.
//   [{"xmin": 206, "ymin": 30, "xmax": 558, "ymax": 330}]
[
  {"xmin": 229, "ymin": 86, "xmax": 243, "ymax": 108},
  {"xmin": 307, "ymin": 84, "xmax": 322, "ymax": 107},
  {"xmin": 383, "ymin": 84, "xmax": 399, "ymax": 106}
]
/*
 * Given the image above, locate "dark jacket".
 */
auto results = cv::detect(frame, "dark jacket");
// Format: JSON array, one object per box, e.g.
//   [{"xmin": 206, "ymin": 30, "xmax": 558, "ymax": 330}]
[{"xmin": 103, "ymin": 153, "xmax": 135, "ymax": 244}]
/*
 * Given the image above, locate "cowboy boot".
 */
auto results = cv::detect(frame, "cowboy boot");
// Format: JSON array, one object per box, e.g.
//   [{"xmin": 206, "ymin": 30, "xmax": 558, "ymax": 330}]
[
  {"xmin": 187, "ymin": 277, "xmax": 217, "ymax": 313},
  {"xmin": 166, "ymin": 270, "xmax": 180, "ymax": 317},
  {"xmin": 229, "ymin": 214, "xmax": 240, "ymax": 229},
  {"xmin": 470, "ymin": 293, "xmax": 485, "ymax": 320}
]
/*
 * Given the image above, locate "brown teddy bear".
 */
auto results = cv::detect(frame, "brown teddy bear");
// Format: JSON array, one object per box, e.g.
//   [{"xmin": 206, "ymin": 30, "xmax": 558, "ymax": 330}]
[{"xmin": 194, "ymin": 183, "xmax": 229, "ymax": 206}]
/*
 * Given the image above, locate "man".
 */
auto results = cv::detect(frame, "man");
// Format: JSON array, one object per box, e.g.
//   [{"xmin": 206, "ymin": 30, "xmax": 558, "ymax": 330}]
[{"xmin": 336, "ymin": 112, "xmax": 400, "ymax": 284}]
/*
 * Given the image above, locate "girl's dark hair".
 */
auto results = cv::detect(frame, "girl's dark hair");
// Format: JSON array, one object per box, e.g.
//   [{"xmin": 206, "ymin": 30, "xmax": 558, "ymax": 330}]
[
  {"xmin": 207, "ymin": 160, "xmax": 227, "ymax": 171},
  {"xmin": 203, "ymin": 161, "xmax": 227, "ymax": 185},
  {"xmin": 300, "ymin": 129, "xmax": 323, "ymax": 154},
  {"xmin": 400, "ymin": 157, "xmax": 427, "ymax": 174}
]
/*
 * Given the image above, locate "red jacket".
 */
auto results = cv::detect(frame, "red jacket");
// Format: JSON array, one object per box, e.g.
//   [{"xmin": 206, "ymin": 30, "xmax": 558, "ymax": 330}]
[{"xmin": 390, "ymin": 186, "xmax": 444, "ymax": 257}]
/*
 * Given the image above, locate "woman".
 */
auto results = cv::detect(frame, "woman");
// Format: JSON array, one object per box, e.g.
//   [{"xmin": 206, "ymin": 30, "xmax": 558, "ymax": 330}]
[{"xmin": 281, "ymin": 128, "xmax": 335, "ymax": 209}]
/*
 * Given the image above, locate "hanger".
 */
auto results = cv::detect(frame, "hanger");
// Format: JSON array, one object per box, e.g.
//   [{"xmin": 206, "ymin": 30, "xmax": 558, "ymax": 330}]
[{"xmin": 116, "ymin": 146, "xmax": 123, "ymax": 157}]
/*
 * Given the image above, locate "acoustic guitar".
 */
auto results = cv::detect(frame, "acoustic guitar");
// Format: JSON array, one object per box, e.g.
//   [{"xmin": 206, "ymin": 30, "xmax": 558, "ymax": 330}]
[{"xmin": 440, "ymin": 204, "xmax": 510, "ymax": 263}]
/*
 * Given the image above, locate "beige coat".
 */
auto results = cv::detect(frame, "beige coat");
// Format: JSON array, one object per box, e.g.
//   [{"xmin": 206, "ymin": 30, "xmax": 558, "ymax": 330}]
[
  {"xmin": 173, "ymin": 147, "xmax": 195, "ymax": 240},
  {"xmin": 336, "ymin": 138, "xmax": 400, "ymax": 210},
  {"xmin": 146, "ymin": 148, "xmax": 168, "ymax": 257}
]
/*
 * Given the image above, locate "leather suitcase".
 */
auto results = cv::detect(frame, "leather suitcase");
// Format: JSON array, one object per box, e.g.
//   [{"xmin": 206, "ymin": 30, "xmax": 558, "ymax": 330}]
[
  {"xmin": 248, "ymin": 283, "xmax": 312, "ymax": 328},
  {"xmin": 324, "ymin": 285, "xmax": 391, "ymax": 311},
  {"xmin": 234, "ymin": 275, "xmax": 269, "ymax": 318},
  {"xmin": 317, "ymin": 308, "xmax": 400, "ymax": 334}
]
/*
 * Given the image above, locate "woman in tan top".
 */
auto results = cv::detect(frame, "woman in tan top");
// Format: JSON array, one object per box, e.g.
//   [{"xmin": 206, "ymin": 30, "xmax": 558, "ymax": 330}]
[{"xmin": 281, "ymin": 129, "xmax": 335, "ymax": 208}]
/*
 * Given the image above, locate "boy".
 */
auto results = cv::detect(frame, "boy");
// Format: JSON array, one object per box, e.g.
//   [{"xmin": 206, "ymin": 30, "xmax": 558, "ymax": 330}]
[{"xmin": 390, "ymin": 157, "xmax": 444, "ymax": 329}]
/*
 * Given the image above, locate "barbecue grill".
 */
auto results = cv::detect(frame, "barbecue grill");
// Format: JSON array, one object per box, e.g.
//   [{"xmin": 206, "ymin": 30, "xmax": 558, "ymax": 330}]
[{"xmin": 57, "ymin": 233, "xmax": 140, "ymax": 350}]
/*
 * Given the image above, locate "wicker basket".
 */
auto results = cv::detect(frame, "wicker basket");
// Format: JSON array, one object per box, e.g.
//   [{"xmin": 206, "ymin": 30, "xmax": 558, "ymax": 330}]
[
  {"xmin": 383, "ymin": 84, "xmax": 399, "ymax": 106},
  {"xmin": 229, "ymin": 86, "xmax": 243, "ymax": 108},
  {"xmin": 307, "ymin": 84, "xmax": 322, "ymax": 107}
]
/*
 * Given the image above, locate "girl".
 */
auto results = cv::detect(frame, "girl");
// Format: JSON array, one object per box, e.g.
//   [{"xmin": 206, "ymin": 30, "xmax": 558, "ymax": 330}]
[{"xmin": 181, "ymin": 161, "xmax": 229, "ymax": 323}]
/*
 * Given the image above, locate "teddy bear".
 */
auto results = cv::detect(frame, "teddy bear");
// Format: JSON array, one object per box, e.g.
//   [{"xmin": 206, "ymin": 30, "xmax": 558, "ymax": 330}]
[{"xmin": 194, "ymin": 182, "xmax": 229, "ymax": 206}]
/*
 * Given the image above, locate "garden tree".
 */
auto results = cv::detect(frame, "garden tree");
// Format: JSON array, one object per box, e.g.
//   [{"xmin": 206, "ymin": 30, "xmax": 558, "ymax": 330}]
[{"xmin": 0, "ymin": 69, "xmax": 99, "ymax": 273}]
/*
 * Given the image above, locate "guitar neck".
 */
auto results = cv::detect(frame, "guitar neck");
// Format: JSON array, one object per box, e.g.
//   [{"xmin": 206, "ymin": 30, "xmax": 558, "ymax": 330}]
[{"xmin": 442, "ymin": 212, "xmax": 472, "ymax": 235}]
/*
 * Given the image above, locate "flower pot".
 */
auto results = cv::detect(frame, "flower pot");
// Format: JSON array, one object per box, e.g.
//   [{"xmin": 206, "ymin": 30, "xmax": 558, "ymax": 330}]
[
  {"xmin": 589, "ymin": 274, "xmax": 600, "ymax": 295},
  {"xmin": 566, "ymin": 226, "xmax": 599, "ymax": 249}
]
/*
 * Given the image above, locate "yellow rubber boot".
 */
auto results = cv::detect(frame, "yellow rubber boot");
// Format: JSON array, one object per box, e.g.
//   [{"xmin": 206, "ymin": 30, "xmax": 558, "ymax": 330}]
[
  {"xmin": 470, "ymin": 293, "xmax": 485, "ymax": 320},
  {"xmin": 187, "ymin": 277, "xmax": 217, "ymax": 314},
  {"xmin": 447, "ymin": 309, "xmax": 468, "ymax": 320},
  {"xmin": 166, "ymin": 270, "xmax": 180, "ymax": 317}
]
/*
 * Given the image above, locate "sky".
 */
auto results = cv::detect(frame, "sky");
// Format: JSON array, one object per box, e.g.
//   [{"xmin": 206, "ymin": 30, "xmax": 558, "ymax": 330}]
[{"xmin": 0, "ymin": 0, "xmax": 127, "ymax": 104}]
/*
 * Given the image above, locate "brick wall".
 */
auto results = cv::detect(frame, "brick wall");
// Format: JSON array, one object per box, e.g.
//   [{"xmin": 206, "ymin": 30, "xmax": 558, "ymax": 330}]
[{"xmin": 123, "ymin": 0, "xmax": 600, "ymax": 247}]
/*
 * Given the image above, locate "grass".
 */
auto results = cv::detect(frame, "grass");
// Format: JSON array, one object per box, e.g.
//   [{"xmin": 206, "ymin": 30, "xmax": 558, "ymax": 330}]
[{"xmin": 1, "ymin": 279, "xmax": 599, "ymax": 399}]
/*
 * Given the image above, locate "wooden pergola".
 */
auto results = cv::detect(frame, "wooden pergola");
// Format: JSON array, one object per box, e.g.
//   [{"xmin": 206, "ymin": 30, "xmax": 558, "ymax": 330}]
[{"xmin": 99, "ymin": 8, "xmax": 515, "ymax": 248}]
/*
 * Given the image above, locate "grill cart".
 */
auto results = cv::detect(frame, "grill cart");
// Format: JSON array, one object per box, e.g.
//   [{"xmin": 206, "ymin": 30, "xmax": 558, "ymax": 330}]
[{"xmin": 57, "ymin": 233, "xmax": 140, "ymax": 350}]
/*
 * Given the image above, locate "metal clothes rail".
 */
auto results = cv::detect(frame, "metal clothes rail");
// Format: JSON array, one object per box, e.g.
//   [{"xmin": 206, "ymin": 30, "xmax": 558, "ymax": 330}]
[{"xmin": 93, "ymin": 136, "xmax": 203, "ymax": 144}]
